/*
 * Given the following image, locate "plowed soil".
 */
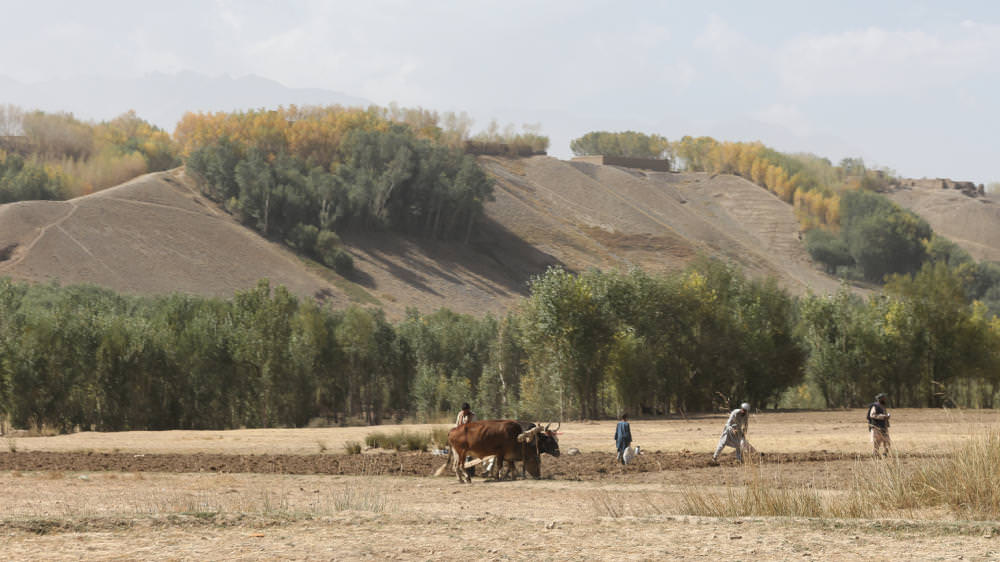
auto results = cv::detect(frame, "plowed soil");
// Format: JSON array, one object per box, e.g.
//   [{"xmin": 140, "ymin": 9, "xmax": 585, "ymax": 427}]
[{"xmin": 0, "ymin": 450, "xmax": 866, "ymax": 478}]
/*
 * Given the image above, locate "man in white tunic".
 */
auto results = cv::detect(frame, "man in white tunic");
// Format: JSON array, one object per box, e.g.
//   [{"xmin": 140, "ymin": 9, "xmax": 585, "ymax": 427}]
[{"xmin": 712, "ymin": 402, "xmax": 753, "ymax": 463}]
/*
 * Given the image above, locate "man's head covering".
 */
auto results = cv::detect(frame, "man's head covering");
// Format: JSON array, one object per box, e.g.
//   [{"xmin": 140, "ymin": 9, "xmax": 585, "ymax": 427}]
[
  {"xmin": 461, "ymin": 402, "xmax": 470, "ymax": 411},
  {"xmin": 875, "ymin": 393, "xmax": 887, "ymax": 402},
  {"xmin": 740, "ymin": 402, "xmax": 751, "ymax": 411}
]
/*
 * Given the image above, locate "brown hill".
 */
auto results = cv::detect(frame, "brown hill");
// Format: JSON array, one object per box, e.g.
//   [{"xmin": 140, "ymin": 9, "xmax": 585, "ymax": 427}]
[
  {"xmin": 0, "ymin": 168, "xmax": 543, "ymax": 319},
  {"xmin": 887, "ymin": 181, "xmax": 1000, "ymax": 263},
  {"xmin": 1, "ymin": 157, "xmax": 857, "ymax": 318},
  {"xmin": 482, "ymin": 156, "xmax": 843, "ymax": 295}
]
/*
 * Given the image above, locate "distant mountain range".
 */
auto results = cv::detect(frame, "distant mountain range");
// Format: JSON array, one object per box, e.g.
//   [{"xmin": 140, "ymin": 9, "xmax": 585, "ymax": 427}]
[{"xmin": 0, "ymin": 71, "xmax": 370, "ymax": 131}]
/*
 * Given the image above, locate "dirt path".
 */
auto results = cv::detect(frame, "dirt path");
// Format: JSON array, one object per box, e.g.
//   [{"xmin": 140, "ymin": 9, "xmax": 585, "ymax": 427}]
[{"xmin": 0, "ymin": 201, "xmax": 78, "ymax": 272}]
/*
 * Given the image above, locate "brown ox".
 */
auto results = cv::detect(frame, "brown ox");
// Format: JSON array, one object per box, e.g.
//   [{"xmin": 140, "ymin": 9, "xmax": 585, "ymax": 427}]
[{"xmin": 448, "ymin": 420, "xmax": 551, "ymax": 483}]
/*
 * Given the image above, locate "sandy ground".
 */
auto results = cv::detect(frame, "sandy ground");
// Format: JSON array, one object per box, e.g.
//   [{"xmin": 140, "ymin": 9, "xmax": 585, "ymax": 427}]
[
  {"xmin": 3, "ymin": 469, "xmax": 1000, "ymax": 560},
  {"xmin": 4, "ymin": 410, "xmax": 1000, "ymax": 560}
]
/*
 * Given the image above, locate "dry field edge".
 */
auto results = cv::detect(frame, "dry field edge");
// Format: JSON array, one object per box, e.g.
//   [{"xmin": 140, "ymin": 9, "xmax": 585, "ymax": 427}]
[{"xmin": 5, "ymin": 410, "xmax": 1000, "ymax": 560}]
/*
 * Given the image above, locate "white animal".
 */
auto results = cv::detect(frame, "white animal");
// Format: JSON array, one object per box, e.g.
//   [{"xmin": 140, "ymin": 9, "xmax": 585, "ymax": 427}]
[{"xmin": 622, "ymin": 445, "xmax": 641, "ymax": 464}]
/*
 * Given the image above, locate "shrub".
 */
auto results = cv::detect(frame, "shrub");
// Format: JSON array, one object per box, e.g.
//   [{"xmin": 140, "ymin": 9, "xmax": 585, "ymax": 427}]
[
  {"xmin": 315, "ymin": 229, "xmax": 340, "ymax": 256},
  {"xmin": 315, "ymin": 230, "xmax": 353, "ymax": 274},
  {"xmin": 331, "ymin": 248, "xmax": 354, "ymax": 275},
  {"xmin": 288, "ymin": 223, "xmax": 319, "ymax": 254},
  {"xmin": 363, "ymin": 429, "xmax": 434, "ymax": 451},
  {"xmin": 402, "ymin": 432, "xmax": 429, "ymax": 452},
  {"xmin": 364, "ymin": 431, "xmax": 388, "ymax": 449},
  {"xmin": 805, "ymin": 228, "xmax": 853, "ymax": 273},
  {"xmin": 343, "ymin": 441, "xmax": 362, "ymax": 455}
]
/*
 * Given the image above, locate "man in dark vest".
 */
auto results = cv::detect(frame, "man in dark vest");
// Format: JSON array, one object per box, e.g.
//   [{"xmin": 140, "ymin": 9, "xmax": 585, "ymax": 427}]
[{"xmin": 867, "ymin": 393, "xmax": 891, "ymax": 456}]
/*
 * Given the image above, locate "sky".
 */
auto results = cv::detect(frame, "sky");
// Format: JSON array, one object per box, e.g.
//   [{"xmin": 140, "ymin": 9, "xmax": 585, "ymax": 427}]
[{"xmin": 2, "ymin": 0, "xmax": 1000, "ymax": 184}]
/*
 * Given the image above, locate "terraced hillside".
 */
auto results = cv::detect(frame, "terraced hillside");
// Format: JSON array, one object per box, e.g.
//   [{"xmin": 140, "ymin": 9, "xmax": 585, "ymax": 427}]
[
  {"xmin": 1, "ymin": 156, "xmax": 856, "ymax": 318},
  {"xmin": 0, "ymin": 168, "xmax": 541, "ymax": 319},
  {"xmin": 483, "ymin": 156, "xmax": 843, "ymax": 295},
  {"xmin": 887, "ymin": 183, "xmax": 1000, "ymax": 263}
]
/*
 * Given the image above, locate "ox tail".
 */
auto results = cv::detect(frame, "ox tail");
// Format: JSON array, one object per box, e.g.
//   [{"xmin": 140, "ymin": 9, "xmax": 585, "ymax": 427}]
[{"xmin": 433, "ymin": 448, "xmax": 457, "ymax": 477}]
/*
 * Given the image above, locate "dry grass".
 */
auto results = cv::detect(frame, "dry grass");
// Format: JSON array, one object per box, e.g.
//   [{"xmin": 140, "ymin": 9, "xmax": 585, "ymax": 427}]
[
  {"xmin": 0, "ymin": 472, "xmax": 393, "ymax": 523},
  {"xmin": 365, "ymin": 429, "xmax": 441, "ymax": 452},
  {"xmin": 332, "ymin": 485, "xmax": 391, "ymax": 513},
  {"xmin": 860, "ymin": 429, "xmax": 1000, "ymax": 519},
  {"xmin": 681, "ymin": 460, "xmax": 825, "ymax": 518},
  {"xmin": 589, "ymin": 490, "xmax": 665, "ymax": 518},
  {"xmin": 682, "ymin": 428, "xmax": 1000, "ymax": 521}
]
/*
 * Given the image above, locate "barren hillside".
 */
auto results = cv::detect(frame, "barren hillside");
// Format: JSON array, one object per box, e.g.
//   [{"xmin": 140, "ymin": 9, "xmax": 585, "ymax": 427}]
[
  {"xmin": 1, "ymin": 157, "xmax": 874, "ymax": 317},
  {"xmin": 0, "ymin": 169, "xmax": 542, "ymax": 319},
  {"xmin": 482, "ymin": 156, "xmax": 843, "ymax": 295},
  {"xmin": 887, "ymin": 183, "xmax": 1000, "ymax": 262}
]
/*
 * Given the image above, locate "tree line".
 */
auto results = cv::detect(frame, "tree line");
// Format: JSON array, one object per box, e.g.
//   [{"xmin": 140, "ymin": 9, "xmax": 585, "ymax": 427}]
[
  {"xmin": 570, "ymin": 131, "xmax": 671, "ymax": 161},
  {"xmin": 0, "ymin": 106, "xmax": 179, "ymax": 200},
  {"xmin": 3, "ymin": 256, "xmax": 998, "ymax": 432},
  {"xmin": 179, "ymin": 107, "xmax": 497, "ymax": 265}
]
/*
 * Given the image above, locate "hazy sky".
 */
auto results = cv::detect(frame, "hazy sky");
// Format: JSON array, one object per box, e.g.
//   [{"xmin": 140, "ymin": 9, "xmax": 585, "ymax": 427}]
[{"xmin": 3, "ymin": 1, "xmax": 1000, "ymax": 183}]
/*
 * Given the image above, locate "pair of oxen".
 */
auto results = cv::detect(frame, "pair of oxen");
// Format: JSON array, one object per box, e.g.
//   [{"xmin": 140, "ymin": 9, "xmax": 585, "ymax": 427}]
[{"xmin": 447, "ymin": 420, "xmax": 560, "ymax": 483}]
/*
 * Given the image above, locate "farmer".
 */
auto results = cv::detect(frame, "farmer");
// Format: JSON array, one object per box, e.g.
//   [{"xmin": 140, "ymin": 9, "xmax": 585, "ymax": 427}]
[
  {"xmin": 868, "ymin": 393, "xmax": 891, "ymax": 457},
  {"xmin": 455, "ymin": 402, "xmax": 476, "ymax": 477},
  {"xmin": 455, "ymin": 402, "xmax": 475, "ymax": 427},
  {"xmin": 712, "ymin": 402, "xmax": 753, "ymax": 463},
  {"xmin": 614, "ymin": 413, "xmax": 632, "ymax": 464}
]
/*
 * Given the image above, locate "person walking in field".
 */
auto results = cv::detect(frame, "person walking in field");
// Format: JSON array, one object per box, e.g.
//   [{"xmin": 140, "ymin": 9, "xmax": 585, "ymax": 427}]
[
  {"xmin": 614, "ymin": 413, "xmax": 632, "ymax": 464},
  {"xmin": 868, "ymin": 393, "xmax": 891, "ymax": 457},
  {"xmin": 712, "ymin": 402, "xmax": 754, "ymax": 463}
]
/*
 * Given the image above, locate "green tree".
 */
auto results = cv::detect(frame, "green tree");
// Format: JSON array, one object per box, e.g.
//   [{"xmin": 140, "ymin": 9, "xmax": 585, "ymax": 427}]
[
  {"xmin": 521, "ymin": 267, "xmax": 616, "ymax": 419},
  {"xmin": 570, "ymin": 131, "xmax": 671, "ymax": 161}
]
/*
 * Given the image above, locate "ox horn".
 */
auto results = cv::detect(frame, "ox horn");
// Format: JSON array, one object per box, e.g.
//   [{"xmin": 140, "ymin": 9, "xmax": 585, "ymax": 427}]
[
  {"xmin": 518, "ymin": 425, "xmax": 543, "ymax": 443},
  {"xmin": 545, "ymin": 421, "xmax": 561, "ymax": 432}
]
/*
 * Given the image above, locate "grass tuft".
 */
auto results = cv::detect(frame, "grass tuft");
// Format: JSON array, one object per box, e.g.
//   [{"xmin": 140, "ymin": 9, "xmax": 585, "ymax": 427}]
[
  {"xmin": 681, "ymin": 463, "xmax": 823, "ymax": 518},
  {"xmin": 590, "ymin": 490, "xmax": 665, "ymax": 519},
  {"xmin": 333, "ymin": 485, "xmax": 390, "ymax": 513},
  {"xmin": 364, "ymin": 429, "xmax": 445, "ymax": 452}
]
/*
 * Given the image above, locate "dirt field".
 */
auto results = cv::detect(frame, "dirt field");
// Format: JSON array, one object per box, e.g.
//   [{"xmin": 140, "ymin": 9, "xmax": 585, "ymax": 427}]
[{"xmin": 4, "ymin": 409, "xmax": 1000, "ymax": 560}]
